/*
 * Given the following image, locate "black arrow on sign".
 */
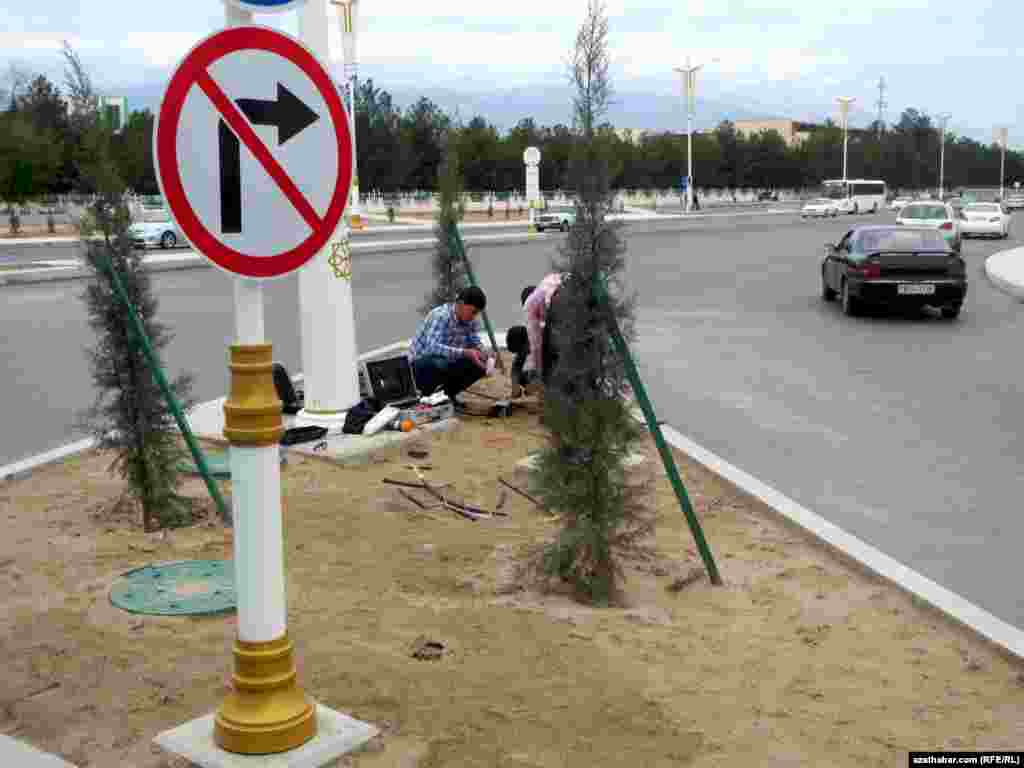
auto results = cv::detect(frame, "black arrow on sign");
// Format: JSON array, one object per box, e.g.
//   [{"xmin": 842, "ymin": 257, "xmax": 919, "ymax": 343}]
[
  {"xmin": 219, "ymin": 84, "xmax": 320, "ymax": 234},
  {"xmin": 235, "ymin": 83, "xmax": 319, "ymax": 146}
]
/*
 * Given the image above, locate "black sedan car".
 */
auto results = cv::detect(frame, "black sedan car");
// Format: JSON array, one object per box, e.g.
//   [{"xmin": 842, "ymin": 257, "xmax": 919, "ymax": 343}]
[{"xmin": 821, "ymin": 225, "xmax": 967, "ymax": 319}]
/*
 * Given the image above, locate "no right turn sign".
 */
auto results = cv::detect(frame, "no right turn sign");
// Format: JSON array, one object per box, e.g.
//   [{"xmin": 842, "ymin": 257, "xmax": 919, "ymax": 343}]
[{"xmin": 154, "ymin": 26, "xmax": 353, "ymax": 278}]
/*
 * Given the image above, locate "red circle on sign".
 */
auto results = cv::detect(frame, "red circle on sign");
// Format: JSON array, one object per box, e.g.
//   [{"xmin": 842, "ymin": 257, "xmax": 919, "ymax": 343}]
[{"xmin": 154, "ymin": 26, "xmax": 352, "ymax": 278}]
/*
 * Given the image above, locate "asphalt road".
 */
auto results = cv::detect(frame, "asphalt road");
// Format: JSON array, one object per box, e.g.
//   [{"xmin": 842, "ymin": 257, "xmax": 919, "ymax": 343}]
[
  {"xmin": 4, "ymin": 211, "xmax": 1024, "ymax": 631},
  {"xmin": 0, "ymin": 222, "xmax": 442, "ymax": 264},
  {"xmin": 0, "ymin": 205, "xmax": 800, "ymax": 264}
]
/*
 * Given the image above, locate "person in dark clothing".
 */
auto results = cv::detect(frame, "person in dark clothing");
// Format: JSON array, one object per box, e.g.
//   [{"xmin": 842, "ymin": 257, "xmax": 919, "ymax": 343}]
[
  {"xmin": 507, "ymin": 325, "xmax": 532, "ymax": 389},
  {"xmin": 409, "ymin": 286, "xmax": 490, "ymax": 402},
  {"xmin": 504, "ymin": 285, "xmax": 538, "ymax": 391}
]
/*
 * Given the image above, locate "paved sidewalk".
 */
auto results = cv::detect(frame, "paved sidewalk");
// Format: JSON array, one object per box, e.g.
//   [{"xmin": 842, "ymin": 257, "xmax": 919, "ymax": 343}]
[{"xmin": 985, "ymin": 246, "xmax": 1024, "ymax": 300}]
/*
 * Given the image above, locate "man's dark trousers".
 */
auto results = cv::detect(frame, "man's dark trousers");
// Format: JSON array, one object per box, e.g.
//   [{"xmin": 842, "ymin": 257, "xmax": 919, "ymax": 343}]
[{"xmin": 412, "ymin": 354, "xmax": 485, "ymax": 399}]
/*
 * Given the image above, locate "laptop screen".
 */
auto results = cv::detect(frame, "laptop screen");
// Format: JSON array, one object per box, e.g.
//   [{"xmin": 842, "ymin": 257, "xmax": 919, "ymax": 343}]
[{"xmin": 365, "ymin": 356, "xmax": 417, "ymax": 403}]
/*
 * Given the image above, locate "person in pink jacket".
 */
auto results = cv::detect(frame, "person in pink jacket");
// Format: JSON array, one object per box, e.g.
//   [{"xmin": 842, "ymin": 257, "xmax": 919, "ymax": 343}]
[{"xmin": 522, "ymin": 272, "xmax": 565, "ymax": 386}]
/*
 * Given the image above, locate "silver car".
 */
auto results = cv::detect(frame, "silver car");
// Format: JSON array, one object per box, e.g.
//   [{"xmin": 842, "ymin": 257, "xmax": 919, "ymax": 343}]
[{"xmin": 128, "ymin": 220, "xmax": 185, "ymax": 249}]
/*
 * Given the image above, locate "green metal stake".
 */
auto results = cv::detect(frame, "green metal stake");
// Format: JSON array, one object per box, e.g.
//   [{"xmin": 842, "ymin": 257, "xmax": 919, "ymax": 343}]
[
  {"xmin": 94, "ymin": 248, "xmax": 232, "ymax": 526},
  {"xmin": 449, "ymin": 222, "xmax": 506, "ymax": 373},
  {"xmin": 595, "ymin": 277, "xmax": 722, "ymax": 586}
]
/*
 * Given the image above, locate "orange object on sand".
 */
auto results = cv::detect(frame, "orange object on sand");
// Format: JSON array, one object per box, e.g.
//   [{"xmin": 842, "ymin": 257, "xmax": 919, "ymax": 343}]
[{"xmin": 400, "ymin": 419, "xmax": 415, "ymax": 432}]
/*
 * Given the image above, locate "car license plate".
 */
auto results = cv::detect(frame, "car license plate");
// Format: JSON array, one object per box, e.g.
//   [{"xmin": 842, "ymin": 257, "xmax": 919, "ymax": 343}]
[{"xmin": 898, "ymin": 284, "xmax": 935, "ymax": 295}]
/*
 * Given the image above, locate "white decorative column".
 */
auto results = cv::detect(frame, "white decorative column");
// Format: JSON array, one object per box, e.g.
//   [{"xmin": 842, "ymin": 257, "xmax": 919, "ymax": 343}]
[{"xmin": 297, "ymin": 0, "xmax": 361, "ymax": 429}]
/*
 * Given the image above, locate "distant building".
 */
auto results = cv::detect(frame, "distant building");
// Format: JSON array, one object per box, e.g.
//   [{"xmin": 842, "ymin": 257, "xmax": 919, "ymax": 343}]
[
  {"xmin": 733, "ymin": 119, "xmax": 819, "ymax": 147},
  {"xmin": 734, "ymin": 118, "xmax": 872, "ymax": 147},
  {"xmin": 102, "ymin": 96, "xmax": 128, "ymax": 133},
  {"xmin": 614, "ymin": 128, "xmax": 706, "ymax": 145}
]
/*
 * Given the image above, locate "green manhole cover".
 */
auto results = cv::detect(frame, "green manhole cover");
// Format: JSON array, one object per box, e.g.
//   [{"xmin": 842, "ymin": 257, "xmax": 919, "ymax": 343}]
[{"xmin": 110, "ymin": 560, "xmax": 236, "ymax": 615}]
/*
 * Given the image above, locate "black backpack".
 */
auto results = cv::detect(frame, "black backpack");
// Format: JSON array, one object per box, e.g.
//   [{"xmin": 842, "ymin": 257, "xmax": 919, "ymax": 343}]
[
  {"xmin": 342, "ymin": 398, "xmax": 382, "ymax": 434},
  {"xmin": 272, "ymin": 363, "xmax": 304, "ymax": 415}
]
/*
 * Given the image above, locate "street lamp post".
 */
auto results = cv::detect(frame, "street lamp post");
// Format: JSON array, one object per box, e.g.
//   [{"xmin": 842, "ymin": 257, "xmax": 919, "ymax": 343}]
[
  {"xmin": 996, "ymin": 126, "xmax": 1009, "ymax": 200},
  {"xmin": 674, "ymin": 58, "xmax": 713, "ymax": 213},
  {"xmin": 837, "ymin": 97, "xmax": 856, "ymax": 183},
  {"xmin": 937, "ymin": 113, "xmax": 951, "ymax": 199},
  {"xmin": 331, "ymin": 0, "xmax": 362, "ymax": 229}
]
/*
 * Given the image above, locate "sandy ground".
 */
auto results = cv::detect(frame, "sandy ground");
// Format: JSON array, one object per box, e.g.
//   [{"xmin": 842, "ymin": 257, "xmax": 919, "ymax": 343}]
[{"xmin": 2, "ymin": 381, "xmax": 1023, "ymax": 767}]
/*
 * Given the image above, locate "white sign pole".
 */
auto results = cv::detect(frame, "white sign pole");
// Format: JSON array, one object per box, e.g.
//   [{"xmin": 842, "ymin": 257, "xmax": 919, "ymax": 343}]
[
  {"xmin": 297, "ymin": 0, "xmax": 361, "ymax": 429},
  {"xmin": 213, "ymin": 3, "xmax": 316, "ymax": 755}
]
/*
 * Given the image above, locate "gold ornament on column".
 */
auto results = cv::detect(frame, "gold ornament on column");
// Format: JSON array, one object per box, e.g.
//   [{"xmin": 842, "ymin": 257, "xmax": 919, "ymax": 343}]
[{"xmin": 327, "ymin": 239, "xmax": 353, "ymax": 279}]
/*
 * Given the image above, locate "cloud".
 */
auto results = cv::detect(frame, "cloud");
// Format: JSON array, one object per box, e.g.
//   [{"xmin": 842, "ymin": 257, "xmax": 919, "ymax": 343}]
[
  {"xmin": 118, "ymin": 31, "xmax": 215, "ymax": 69},
  {"xmin": 0, "ymin": 0, "xmax": 1017, "ymax": 145}
]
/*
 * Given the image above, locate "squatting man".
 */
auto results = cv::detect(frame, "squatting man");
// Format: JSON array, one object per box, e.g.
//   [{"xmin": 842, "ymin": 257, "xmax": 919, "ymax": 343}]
[
  {"xmin": 408, "ymin": 287, "xmax": 493, "ymax": 408},
  {"xmin": 409, "ymin": 279, "xmax": 567, "ymax": 405}
]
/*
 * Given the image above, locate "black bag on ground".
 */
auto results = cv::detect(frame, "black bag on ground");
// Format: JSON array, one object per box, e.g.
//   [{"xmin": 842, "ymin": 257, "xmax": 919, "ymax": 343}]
[
  {"xmin": 273, "ymin": 362, "xmax": 304, "ymax": 415},
  {"xmin": 342, "ymin": 398, "xmax": 381, "ymax": 435},
  {"xmin": 280, "ymin": 425, "xmax": 327, "ymax": 446}
]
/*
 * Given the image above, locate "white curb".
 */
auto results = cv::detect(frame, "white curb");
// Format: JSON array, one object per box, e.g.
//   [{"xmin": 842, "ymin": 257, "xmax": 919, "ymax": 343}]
[{"xmin": 984, "ymin": 246, "xmax": 1024, "ymax": 301}]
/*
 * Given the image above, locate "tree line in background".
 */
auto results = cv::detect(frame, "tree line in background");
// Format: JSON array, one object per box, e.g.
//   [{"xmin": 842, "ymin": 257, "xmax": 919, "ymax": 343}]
[{"xmin": 3, "ymin": 59, "xmax": 1022, "ymax": 200}]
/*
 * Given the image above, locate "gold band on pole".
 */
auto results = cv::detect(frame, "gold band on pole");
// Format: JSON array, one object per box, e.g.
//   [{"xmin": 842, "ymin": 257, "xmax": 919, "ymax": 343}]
[{"xmin": 223, "ymin": 344, "xmax": 284, "ymax": 446}]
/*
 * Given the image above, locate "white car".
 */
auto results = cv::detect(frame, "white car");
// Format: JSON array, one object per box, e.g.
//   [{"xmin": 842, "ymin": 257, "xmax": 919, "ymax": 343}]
[
  {"xmin": 129, "ymin": 220, "xmax": 184, "ymax": 249},
  {"xmin": 832, "ymin": 197, "xmax": 858, "ymax": 215},
  {"xmin": 960, "ymin": 202, "xmax": 1011, "ymax": 239},
  {"xmin": 801, "ymin": 198, "xmax": 839, "ymax": 218},
  {"xmin": 889, "ymin": 197, "xmax": 913, "ymax": 211},
  {"xmin": 535, "ymin": 208, "xmax": 576, "ymax": 232},
  {"xmin": 896, "ymin": 201, "xmax": 962, "ymax": 252}
]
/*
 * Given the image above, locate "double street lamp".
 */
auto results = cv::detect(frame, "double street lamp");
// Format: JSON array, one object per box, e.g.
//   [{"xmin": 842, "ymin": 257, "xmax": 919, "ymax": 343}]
[
  {"xmin": 936, "ymin": 113, "xmax": 951, "ymax": 199},
  {"xmin": 836, "ymin": 96, "xmax": 856, "ymax": 183},
  {"xmin": 674, "ymin": 57, "xmax": 715, "ymax": 213},
  {"xmin": 995, "ymin": 126, "xmax": 1009, "ymax": 200},
  {"xmin": 330, "ymin": 0, "xmax": 363, "ymax": 228}
]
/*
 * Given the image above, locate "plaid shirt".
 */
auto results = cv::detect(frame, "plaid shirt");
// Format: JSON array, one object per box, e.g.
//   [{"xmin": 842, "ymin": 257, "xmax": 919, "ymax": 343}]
[{"xmin": 409, "ymin": 303, "xmax": 482, "ymax": 362}]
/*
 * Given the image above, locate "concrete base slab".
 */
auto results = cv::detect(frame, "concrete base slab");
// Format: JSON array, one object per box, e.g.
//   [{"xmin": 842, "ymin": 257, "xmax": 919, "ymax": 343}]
[
  {"xmin": 0, "ymin": 735, "xmax": 77, "ymax": 767},
  {"xmin": 292, "ymin": 410, "xmax": 350, "ymax": 437},
  {"xmin": 287, "ymin": 417, "xmax": 459, "ymax": 466},
  {"xmin": 188, "ymin": 395, "xmax": 460, "ymax": 467},
  {"xmin": 153, "ymin": 702, "xmax": 378, "ymax": 768}
]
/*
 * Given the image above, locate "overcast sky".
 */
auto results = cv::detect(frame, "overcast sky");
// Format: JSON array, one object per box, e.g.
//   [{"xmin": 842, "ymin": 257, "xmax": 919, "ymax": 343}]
[{"xmin": 2, "ymin": 0, "xmax": 1020, "ymax": 146}]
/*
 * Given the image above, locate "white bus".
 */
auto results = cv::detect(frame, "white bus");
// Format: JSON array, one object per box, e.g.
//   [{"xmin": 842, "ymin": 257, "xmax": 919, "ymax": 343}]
[{"xmin": 821, "ymin": 179, "xmax": 888, "ymax": 214}]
